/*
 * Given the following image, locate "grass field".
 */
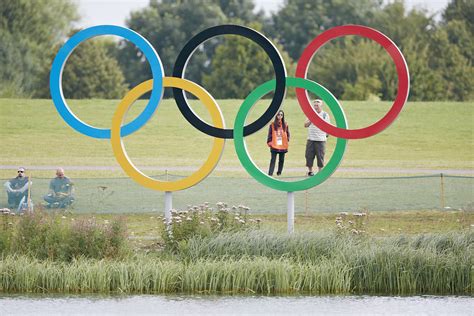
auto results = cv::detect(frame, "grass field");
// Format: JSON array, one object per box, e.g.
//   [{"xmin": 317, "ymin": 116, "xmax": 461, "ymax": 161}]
[
  {"xmin": 101, "ymin": 210, "xmax": 473, "ymax": 240},
  {"xmin": 1, "ymin": 98, "xmax": 473, "ymax": 180}
]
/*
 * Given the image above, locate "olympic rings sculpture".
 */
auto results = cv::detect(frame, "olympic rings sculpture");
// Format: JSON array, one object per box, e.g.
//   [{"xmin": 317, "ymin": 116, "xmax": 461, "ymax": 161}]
[{"xmin": 50, "ymin": 24, "xmax": 410, "ymax": 192}]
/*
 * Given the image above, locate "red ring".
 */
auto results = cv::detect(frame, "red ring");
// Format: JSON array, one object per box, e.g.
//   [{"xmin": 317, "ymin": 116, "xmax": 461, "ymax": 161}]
[{"xmin": 295, "ymin": 25, "xmax": 410, "ymax": 139}]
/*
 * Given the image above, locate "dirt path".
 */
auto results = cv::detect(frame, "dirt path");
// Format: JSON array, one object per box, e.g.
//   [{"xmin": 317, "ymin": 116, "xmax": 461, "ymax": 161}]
[{"xmin": 0, "ymin": 165, "xmax": 472, "ymax": 175}]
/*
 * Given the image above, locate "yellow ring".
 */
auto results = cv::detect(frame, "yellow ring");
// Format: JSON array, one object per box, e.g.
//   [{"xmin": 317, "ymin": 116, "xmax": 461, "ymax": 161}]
[{"xmin": 111, "ymin": 77, "xmax": 225, "ymax": 192}]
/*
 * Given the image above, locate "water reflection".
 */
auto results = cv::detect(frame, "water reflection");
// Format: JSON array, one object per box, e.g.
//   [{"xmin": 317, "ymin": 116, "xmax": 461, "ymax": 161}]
[{"xmin": 0, "ymin": 294, "xmax": 472, "ymax": 315}]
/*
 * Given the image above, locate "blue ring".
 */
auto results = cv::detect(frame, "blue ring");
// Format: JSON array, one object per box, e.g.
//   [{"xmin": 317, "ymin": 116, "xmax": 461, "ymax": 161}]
[{"xmin": 50, "ymin": 25, "xmax": 164, "ymax": 139}]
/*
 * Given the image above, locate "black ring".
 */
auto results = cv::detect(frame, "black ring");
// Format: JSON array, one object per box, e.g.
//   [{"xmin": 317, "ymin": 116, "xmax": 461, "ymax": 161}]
[{"xmin": 172, "ymin": 24, "xmax": 287, "ymax": 139}]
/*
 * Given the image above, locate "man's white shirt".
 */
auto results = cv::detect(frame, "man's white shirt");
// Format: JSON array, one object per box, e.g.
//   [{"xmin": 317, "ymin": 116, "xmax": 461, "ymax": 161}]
[{"xmin": 307, "ymin": 111, "xmax": 330, "ymax": 141}]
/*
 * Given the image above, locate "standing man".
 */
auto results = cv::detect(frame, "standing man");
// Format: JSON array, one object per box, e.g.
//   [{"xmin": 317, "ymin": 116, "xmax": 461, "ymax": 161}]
[
  {"xmin": 44, "ymin": 168, "xmax": 74, "ymax": 208},
  {"xmin": 4, "ymin": 167, "xmax": 30, "ymax": 208},
  {"xmin": 304, "ymin": 99, "xmax": 330, "ymax": 176}
]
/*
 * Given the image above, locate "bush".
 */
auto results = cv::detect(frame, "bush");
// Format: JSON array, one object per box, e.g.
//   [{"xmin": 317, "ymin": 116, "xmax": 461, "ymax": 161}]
[
  {"xmin": 10, "ymin": 211, "xmax": 128, "ymax": 261},
  {"xmin": 0, "ymin": 210, "xmax": 14, "ymax": 254},
  {"xmin": 161, "ymin": 202, "xmax": 261, "ymax": 251},
  {"xmin": 335, "ymin": 211, "xmax": 369, "ymax": 235}
]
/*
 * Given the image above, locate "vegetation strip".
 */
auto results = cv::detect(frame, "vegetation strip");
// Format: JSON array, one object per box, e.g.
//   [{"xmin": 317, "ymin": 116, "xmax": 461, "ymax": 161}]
[
  {"xmin": 0, "ymin": 209, "xmax": 471, "ymax": 295},
  {"xmin": 0, "ymin": 230, "xmax": 471, "ymax": 295}
]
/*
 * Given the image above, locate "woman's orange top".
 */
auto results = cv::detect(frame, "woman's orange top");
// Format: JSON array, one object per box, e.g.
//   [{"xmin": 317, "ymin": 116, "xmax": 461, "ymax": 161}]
[{"xmin": 267, "ymin": 123, "xmax": 289, "ymax": 151}]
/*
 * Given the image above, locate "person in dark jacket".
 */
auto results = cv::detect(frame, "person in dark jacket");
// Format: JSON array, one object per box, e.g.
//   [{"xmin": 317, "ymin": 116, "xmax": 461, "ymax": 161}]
[
  {"xmin": 267, "ymin": 110, "xmax": 290, "ymax": 176},
  {"xmin": 4, "ymin": 167, "xmax": 30, "ymax": 208}
]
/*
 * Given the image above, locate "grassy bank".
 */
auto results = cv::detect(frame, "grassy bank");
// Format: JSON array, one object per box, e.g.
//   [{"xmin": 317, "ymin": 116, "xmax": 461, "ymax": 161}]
[
  {"xmin": 0, "ymin": 230, "xmax": 471, "ymax": 295},
  {"xmin": 0, "ymin": 210, "xmax": 471, "ymax": 295},
  {"xmin": 2, "ymin": 210, "xmax": 472, "ymax": 243},
  {"xmin": 1, "ymin": 99, "xmax": 473, "ymax": 178},
  {"xmin": 70, "ymin": 210, "xmax": 474, "ymax": 240}
]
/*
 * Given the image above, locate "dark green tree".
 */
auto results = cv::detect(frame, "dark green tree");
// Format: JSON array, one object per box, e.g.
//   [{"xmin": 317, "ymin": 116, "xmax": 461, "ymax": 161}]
[
  {"xmin": 431, "ymin": 0, "xmax": 474, "ymax": 100},
  {"xmin": 369, "ymin": 2, "xmax": 443, "ymax": 101},
  {"xmin": 0, "ymin": 0, "xmax": 78, "ymax": 97},
  {"xmin": 442, "ymin": 0, "xmax": 473, "ymax": 64},
  {"xmin": 214, "ymin": 0, "xmax": 264, "ymax": 22},
  {"xmin": 305, "ymin": 1, "xmax": 470, "ymax": 101},
  {"xmin": 61, "ymin": 37, "xmax": 127, "ymax": 99},
  {"xmin": 267, "ymin": 0, "xmax": 383, "ymax": 60},
  {"xmin": 117, "ymin": 0, "xmax": 226, "ymax": 97},
  {"xmin": 400, "ymin": 38, "xmax": 446, "ymax": 101},
  {"xmin": 442, "ymin": 0, "xmax": 474, "ymax": 34},
  {"xmin": 443, "ymin": 20, "xmax": 473, "ymax": 65},
  {"xmin": 202, "ymin": 23, "xmax": 294, "ymax": 99},
  {"xmin": 427, "ymin": 27, "xmax": 473, "ymax": 101}
]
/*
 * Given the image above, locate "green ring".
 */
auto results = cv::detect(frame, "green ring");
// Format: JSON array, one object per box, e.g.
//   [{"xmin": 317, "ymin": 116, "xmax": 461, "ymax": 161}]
[{"xmin": 234, "ymin": 77, "xmax": 348, "ymax": 192}]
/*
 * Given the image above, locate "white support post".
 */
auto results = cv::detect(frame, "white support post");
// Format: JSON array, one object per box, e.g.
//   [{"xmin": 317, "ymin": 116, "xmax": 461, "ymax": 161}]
[
  {"xmin": 287, "ymin": 191, "xmax": 294, "ymax": 234},
  {"xmin": 164, "ymin": 191, "xmax": 172, "ymax": 226}
]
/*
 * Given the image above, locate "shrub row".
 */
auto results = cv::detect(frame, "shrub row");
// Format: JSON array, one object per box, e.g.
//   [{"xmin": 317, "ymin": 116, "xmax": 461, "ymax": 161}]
[{"xmin": 0, "ymin": 211, "xmax": 128, "ymax": 261}]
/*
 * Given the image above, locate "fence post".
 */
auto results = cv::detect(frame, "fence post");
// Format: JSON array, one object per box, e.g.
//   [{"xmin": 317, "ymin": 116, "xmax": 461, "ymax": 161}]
[
  {"xmin": 305, "ymin": 189, "xmax": 309, "ymax": 215},
  {"xmin": 440, "ymin": 173, "xmax": 445, "ymax": 209},
  {"xmin": 27, "ymin": 173, "xmax": 32, "ymax": 213},
  {"xmin": 164, "ymin": 191, "xmax": 172, "ymax": 226},
  {"xmin": 287, "ymin": 191, "xmax": 294, "ymax": 234}
]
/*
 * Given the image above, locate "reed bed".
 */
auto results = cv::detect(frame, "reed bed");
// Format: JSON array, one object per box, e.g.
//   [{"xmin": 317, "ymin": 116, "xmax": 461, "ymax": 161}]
[
  {"xmin": 0, "ymin": 231, "xmax": 471, "ymax": 295},
  {"xmin": 184, "ymin": 230, "xmax": 473, "ymax": 261},
  {"xmin": 182, "ymin": 230, "xmax": 473, "ymax": 295},
  {"xmin": 0, "ymin": 255, "xmax": 350, "ymax": 295}
]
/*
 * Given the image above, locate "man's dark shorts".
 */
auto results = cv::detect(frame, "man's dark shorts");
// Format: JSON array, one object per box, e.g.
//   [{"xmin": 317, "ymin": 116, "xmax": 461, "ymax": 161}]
[{"xmin": 305, "ymin": 140, "xmax": 326, "ymax": 168}]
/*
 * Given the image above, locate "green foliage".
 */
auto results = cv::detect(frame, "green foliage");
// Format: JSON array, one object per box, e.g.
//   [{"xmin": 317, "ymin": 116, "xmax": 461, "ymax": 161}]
[
  {"xmin": 118, "ymin": 0, "xmax": 226, "ymax": 97},
  {"xmin": 213, "ymin": 0, "xmax": 264, "ymax": 22},
  {"xmin": 267, "ymin": 0, "xmax": 383, "ymax": 60},
  {"xmin": 182, "ymin": 230, "xmax": 473, "ymax": 263},
  {"xmin": 335, "ymin": 211, "xmax": 369, "ymax": 235},
  {"xmin": 304, "ymin": 5, "xmax": 467, "ymax": 102},
  {"xmin": 0, "ymin": 211, "xmax": 14, "ymax": 253},
  {"xmin": 1, "ymin": 0, "xmax": 473, "ymax": 101},
  {"xmin": 9, "ymin": 211, "xmax": 128, "ymax": 261},
  {"xmin": 444, "ymin": 20, "xmax": 473, "ymax": 64},
  {"xmin": 62, "ymin": 37, "xmax": 127, "ymax": 99},
  {"xmin": 161, "ymin": 202, "xmax": 260, "ymax": 251},
  {"xmin": 442, "ymin": 0, "xmax": 474, "ymax": 34},
  {"xmin": 0, "ymin": 0, "xmax": 78, "ymax": 97},
  {"xmin": 0, "ymin": 231, "xmax": 471, "ymax": 295},
  {"xmin": 202, "ymin": 22, "xmax": 294, "ymax": 98},
  {"xmin": 309, "ymin": 39, "xmax": 391, "ymax": 100},
  {"xmin": 427, "ymin": 27, "xmax": 474, "ymax": 101}
]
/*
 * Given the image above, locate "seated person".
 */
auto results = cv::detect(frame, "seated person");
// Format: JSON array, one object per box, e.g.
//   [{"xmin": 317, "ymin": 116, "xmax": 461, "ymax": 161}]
[
  {"xmin": 44, "ymin": 168, "xmax": 74, "ymax": 208},
  {"xmin": 4, "ymin": 167, "xmax": 31, "ymax": 209}
]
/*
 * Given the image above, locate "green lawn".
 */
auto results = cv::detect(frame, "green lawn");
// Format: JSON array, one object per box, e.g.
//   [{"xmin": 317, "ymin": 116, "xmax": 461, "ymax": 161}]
[
  {"xmin": 1, "ymin": 98, "xmax": 473, "ymax": 179},
  {"xmin": 64, "ymin": 210, "xmax": 473, "ymax": 244}
]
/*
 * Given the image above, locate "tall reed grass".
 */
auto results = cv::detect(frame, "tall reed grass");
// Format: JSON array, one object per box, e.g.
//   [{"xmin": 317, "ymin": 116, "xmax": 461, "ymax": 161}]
[
  {"xmin": 0, "ymin": 231, "xmax": 471, "ymax": 295},
  {"xmin": 0, "ymin": 255, "xmax": 350, "ymax": 295},
  {"xmin": 181, "ymin": 230, "xmax": 473, "ymax": 295}
]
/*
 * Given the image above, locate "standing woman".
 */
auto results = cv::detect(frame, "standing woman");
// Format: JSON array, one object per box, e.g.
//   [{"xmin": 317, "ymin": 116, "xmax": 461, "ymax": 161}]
[{"xmin": 267, "ymin": 110, "xmax": 290, "ymax": 176}]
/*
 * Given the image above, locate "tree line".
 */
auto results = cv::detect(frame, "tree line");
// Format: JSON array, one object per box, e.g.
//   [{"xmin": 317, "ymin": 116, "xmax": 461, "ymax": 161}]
[{"xmin": 0, "ymin": 0, "xmax": 472, "ymax": 101}]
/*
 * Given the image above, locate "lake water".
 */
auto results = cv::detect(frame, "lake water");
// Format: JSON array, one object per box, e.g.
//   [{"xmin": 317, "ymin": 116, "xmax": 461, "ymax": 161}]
[{"xmin": 0, "ymin": 294, "xmax": 472, "ymax": 315}]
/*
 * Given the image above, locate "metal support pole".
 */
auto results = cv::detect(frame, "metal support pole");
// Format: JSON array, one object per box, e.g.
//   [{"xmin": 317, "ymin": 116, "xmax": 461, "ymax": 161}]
[
  {"xmin": 440, "ymin": 173, "xmax": 445, "ymax": 209},
  {"xmin": 27, "ymin": 172, "xmax": 32, "ymax": 213},
  {"xmin": 287, "ymin": 191, "xmax": 294, "ymax": 234},
  {"xmin": 165, "ymin": 191, "xmax": 172, "ymax": 225}
]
